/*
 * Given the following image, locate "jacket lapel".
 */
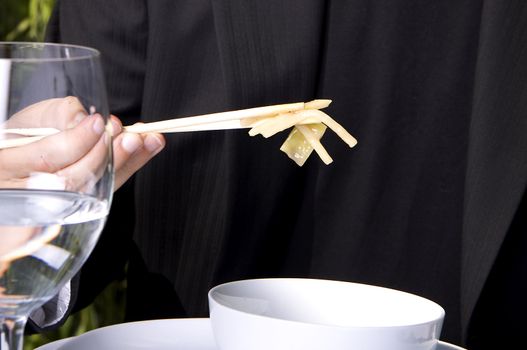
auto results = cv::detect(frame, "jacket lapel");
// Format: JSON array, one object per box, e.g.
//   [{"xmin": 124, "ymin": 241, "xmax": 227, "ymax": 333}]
[{"xmin": 462, "ymin": 0, "xmax": 527, "ymax": 337}]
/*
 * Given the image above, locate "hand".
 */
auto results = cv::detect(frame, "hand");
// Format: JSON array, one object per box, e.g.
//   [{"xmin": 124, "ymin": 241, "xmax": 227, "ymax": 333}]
[
  {"xmin": 0, "ymin": 97, "xmax": 165, "ymax": 191},
  {"xmin": 110, "ymin": 117, "xmax": 165, "ymax": 190}
]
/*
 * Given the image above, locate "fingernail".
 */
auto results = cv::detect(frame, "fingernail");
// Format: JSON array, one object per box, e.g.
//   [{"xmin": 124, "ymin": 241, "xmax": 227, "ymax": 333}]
[
  {"xmin": 121, "ymin": 133, "xmax": 142, "ymax": 153},
  {"xmin": 92, "ymin": 116, "xmax": 105, "ymax": 135},
  {"xmin": 144, "ymin": 134, "xmax": 164, "ymax": 153},
  {"xmin": 107, "ymin": 119, "xmax": 121, "ymax": 136},
  {"xmin": 112, "ymin": 119, "xmax": 121, "ymax": 134}
]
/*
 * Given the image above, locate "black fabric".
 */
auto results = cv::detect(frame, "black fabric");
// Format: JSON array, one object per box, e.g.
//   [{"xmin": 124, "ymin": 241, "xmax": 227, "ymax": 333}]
[
  {"xmin": 467, "ymin": 189, "xmax": 527, "ymax": 349},
  {"xmin": 44, "ymin": 0, "xmax": 527, "ymax": 348},
  {"xmin": 461, "ymin": 0, "xmax": 527, "ymax": 343}
]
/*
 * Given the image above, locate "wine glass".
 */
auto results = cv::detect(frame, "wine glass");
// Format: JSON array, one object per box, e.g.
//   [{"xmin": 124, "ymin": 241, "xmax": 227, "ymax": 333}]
[{"xmin": 0, "ymin": 42, "xmax": 113, "ymax": 350}]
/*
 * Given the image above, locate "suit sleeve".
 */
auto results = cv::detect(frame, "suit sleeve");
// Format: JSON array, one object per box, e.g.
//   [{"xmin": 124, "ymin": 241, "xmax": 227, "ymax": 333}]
[{"xmin": 43, "ymin": 0, "xmax": 148, "ymax": 318}]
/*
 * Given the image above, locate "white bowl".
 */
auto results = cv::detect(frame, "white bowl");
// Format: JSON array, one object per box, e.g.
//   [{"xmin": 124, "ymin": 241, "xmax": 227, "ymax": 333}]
[{"xmin": 208, "ymin": 278, "xmax": 445, "ymax": 350}]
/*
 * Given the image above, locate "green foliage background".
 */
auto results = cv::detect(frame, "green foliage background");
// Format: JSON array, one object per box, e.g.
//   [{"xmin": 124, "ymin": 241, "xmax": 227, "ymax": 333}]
[
  {"xmin": 1, "ymin": 1, "xmax": 127, "ymax": 349},
  {"xmin": 1, "ymin": 0, "xmax": 55, "ymax": 41}
]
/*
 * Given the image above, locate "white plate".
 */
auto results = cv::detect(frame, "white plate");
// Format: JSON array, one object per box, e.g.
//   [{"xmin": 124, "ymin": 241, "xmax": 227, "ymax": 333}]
[{"xmin": 36, "ymin": 318, "xmax": 465, "ymax": 350}]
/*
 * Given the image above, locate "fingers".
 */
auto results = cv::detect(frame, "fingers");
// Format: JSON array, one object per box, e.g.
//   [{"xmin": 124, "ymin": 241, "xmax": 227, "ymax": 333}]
[
  {"xmin": 1, "ymin": 103, "xmax": 165, "ymax": 193},
  {"xmin": 49, "ymin": 116, "xmax": 122, "ymax": 192},
  {"xmin": 0, "ymin": 114, "xmax": 106, "ymax": 179},
  {"xmin": 109, "ymin": 115, "xmax": 123, "ymax": 136},
  {"xmin": 8, "ymin": 96, "xmax": 88, "ymax": 130},
  {"xmin": 56, "ymin": 121, "xmax": 166, "ymax": 192},
  {"xmin": 112, "ymin": 132, "xmax": 165, "ymax": 190},
  {"xmin": 55, "ymin": 136, "xmax": 108, "ymax": 192}
]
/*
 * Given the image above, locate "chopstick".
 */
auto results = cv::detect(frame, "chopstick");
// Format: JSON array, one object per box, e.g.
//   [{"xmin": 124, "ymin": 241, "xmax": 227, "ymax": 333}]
[
  {"xmin": 0, "ymin": 100, "xmax": 331, "ymax": 149},
  {"xmin": 123, "ymin": 102, "xmax": 305, "ymax": 134}
]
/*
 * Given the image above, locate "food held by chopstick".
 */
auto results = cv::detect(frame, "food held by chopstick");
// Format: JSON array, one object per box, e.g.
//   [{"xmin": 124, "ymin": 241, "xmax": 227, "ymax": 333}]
[
  {"xmin": 0, "ymin": 99, "xmax": 357, "ymax": 165},
  {"xmin": 247, "ymin": 99, "xmax": 357, "ymax": 166},
  {"xmin": 279, "ymin": 123, "xmax": 329, "ymax": 166}
]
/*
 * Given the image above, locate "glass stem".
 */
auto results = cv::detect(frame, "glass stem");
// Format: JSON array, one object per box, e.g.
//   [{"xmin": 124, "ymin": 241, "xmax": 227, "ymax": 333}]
[{"xmin": 1, "ymin": 316, "xmax": 27, "ymax": 350}]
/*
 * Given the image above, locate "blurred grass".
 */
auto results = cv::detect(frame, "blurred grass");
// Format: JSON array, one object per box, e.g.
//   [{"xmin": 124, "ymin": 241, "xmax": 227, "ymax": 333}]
[
  {"xmin": 1, "ymin": 1, "xmax": 128, "ymax": 349},
  {"xmin": 0, "ymin": 0, "xmax": 55, "ymax": 42}
]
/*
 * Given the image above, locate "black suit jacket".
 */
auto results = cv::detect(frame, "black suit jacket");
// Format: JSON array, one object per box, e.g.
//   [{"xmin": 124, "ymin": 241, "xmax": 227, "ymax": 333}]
[
  {"xmin": 46, "ymin": 1, "xmax": 527, "ymax": 348},
  {"xmin": 461, "ymin": 1, "xmax": 527, "ymax": 348}
]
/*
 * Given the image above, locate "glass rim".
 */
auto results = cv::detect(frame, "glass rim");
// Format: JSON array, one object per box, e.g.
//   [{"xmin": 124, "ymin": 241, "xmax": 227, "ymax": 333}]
[{"xmin": 0, "ymin": 41, "xmax": 101, "ymax": 62}]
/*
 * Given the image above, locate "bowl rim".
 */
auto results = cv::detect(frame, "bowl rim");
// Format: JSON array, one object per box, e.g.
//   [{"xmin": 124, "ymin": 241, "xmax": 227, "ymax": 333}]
[{"xmin": 208, "ymin": 277, "xmax": 446, "ymax": 330}]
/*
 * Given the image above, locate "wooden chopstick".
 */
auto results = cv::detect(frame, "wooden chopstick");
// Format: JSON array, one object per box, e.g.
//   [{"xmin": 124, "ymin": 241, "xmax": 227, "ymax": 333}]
[
  {"xmin": 122, "ymin": 101, "xmax": 317, "ymax": 134},
  {"xmin": 0, "ymin": 100, "xmax": 332, "ymax": 150},
  {"xmin": 0, "ymin": 135, "xmax": 47, "ymax": 149}
]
